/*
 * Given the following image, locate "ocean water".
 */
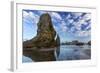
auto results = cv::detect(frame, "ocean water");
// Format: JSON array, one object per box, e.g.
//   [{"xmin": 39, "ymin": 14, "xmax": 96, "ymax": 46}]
[{"xmin": 22, "ymin": 45, "xmax": 91, "ymax": 63}]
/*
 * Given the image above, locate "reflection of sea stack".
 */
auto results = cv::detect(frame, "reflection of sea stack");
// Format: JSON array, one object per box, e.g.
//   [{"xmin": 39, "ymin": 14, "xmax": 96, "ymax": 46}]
[{"xmin": 23, "ymin": 13, "xmax": 60, "ymax": 49}]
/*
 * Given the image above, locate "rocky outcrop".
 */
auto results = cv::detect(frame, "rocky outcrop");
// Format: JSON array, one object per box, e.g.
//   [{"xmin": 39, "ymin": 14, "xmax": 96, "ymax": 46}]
[
  {"xmin": 23, "ymin": 13, "xmax": 60, "ymax": 61},
  {"xmin": 23, "ymin": 13, "xmax": 60, "ymax": 49}
]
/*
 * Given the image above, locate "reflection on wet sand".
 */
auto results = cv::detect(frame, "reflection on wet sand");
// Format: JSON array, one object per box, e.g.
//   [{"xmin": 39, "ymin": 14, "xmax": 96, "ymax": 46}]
[
  {"xmin": 23, "ymin": 45, "xmax": 91, "ymax": 62},
  {"xmin": 23, "ymin": 46, "xmax": 60, "ymax": 62}
]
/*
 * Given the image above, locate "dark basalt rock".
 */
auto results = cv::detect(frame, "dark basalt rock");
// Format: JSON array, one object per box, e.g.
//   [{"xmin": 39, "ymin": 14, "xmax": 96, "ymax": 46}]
[{"xmin": 23, "ymin": 13, "xmax": 60, "ymax": 61}]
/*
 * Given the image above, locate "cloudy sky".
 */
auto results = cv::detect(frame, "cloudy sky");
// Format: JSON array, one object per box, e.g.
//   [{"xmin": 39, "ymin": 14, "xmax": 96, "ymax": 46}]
[{"xmin": 23, "ymin": 10, "xmax": 91, "ymax": 43}]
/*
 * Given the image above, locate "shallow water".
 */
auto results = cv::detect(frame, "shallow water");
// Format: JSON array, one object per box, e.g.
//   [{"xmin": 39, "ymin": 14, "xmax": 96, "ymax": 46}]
[{"xmin": 22, "ymin": 45, "xmax": 91, "ymax": 63}]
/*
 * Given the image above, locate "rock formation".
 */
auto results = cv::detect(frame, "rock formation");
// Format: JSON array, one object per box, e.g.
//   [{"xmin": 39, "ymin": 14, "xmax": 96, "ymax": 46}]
[
  {"xmin": 23, "ymin": 13, "xmax": 60, "ymax": 61},
  {"xmin": 23, "ymin": 13, "xmax": 60, "ymax": 49}
]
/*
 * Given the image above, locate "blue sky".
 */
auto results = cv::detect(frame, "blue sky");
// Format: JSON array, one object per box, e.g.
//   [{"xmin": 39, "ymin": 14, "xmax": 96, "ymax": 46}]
[{"xmin": 23, "ymin": 10, "xmax": 91, "ymax": 43}]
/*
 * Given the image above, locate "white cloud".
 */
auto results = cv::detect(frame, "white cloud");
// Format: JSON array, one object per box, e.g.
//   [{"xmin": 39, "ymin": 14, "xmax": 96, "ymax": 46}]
[
  {"xmin": 60, "ymin": 21, "xmax": 68, "ymax": 32},
  {"xmin": 61, "ymin": 21, "xmax": 66, "ymax": 26},
  {"xmin": 68, "ymin": 13, "xmax": 91, "ymax": 37},
  {"xmin": 86, "ymin": 24, "xmax": 91, "ymax": 30},
  {"xmin": 68, "ymin": 19, "xmax": 74, "ymax": 24},
  {"xmin": 70, "ymin": 27, "xmax": 75, "ymax": 32},
  {"xmin": 74, "ymin": 30, "xmax": 90, "ymax": 37},
  {"xmin": 83, "ymin": 13, "xmax": 91, "ymax": 21},
  {"xmin": 50, "ymin": 12, "xmax": 91, "ymax": 37},
  {"xmin": 23, "ymin": 11, "xmax": 39, "ymax": 25},
  {"xmin": 74, "ymin": 19, "xmax": 85, "ymax": 31},
  {"xmin": 23, "ymin": 11, "xmax": 29, "ymax": 17},
  {"xmin": 66, "ymin": 14, "xmax": 71, "ymax": 19},
  {"xmin": 50, "ymin": 12, "xmax": 62, "ymax": 20},
  {"xmin": 38, "ymin": 11, "xmax": 47, "ymax": 15},
  {"xmin": 62, "ymin": 26, "xmax": 68, "ymax": 32}
]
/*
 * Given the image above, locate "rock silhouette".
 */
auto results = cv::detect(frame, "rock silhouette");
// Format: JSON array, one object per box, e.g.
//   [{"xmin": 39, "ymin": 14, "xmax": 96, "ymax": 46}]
[{"xmin": 23, "ymin": 13, "xmax": 60, "ymax": 61}]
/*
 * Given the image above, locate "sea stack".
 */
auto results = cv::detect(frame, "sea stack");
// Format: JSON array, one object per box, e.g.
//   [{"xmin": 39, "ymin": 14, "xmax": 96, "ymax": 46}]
[{"xmin": 23, "ymin": 13, "xmax": 60, "ymax": 49}]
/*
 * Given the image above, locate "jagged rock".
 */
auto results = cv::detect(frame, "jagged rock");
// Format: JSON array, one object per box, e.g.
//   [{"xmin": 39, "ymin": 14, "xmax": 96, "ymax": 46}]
[{"xmin": 23, "ymin": 13, "xmax": 60, "ymax": 49}]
